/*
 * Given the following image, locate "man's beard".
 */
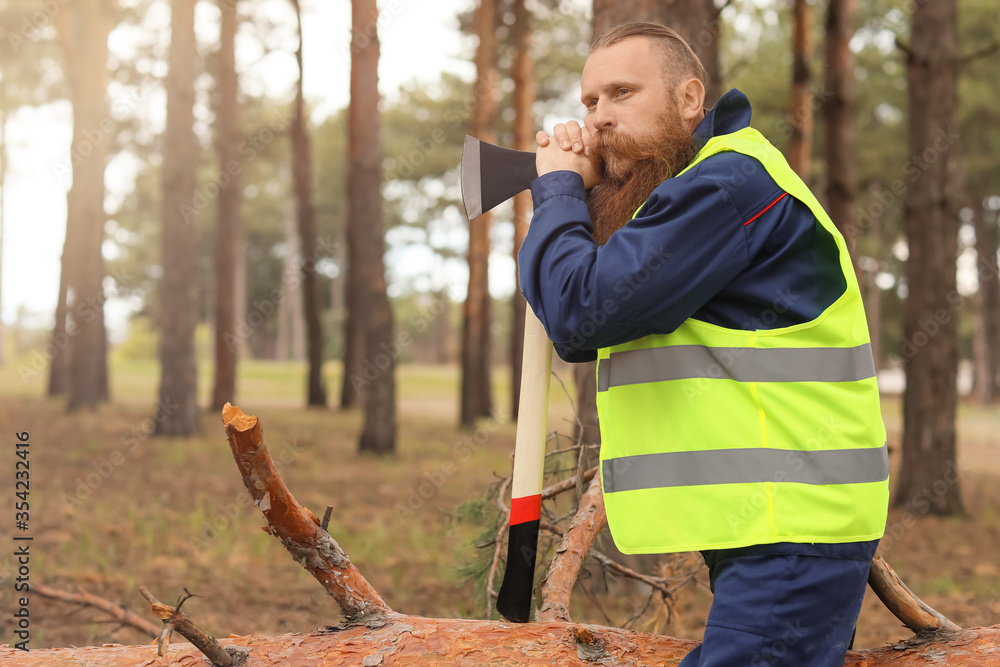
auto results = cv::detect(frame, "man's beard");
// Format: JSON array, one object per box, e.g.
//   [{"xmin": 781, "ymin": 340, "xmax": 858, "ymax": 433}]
[{"xmin": 586, "ymin": 105, "xmax": 701, "ymax": 245}]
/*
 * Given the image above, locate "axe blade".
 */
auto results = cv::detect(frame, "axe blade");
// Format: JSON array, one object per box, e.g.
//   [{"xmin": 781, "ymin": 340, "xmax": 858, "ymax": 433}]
[{"xmin": 461, "ymin": 135, "xmax": 538, "ymax": 221}]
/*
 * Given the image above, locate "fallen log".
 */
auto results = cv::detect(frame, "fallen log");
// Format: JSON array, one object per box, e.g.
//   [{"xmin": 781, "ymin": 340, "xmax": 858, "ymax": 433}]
[
  {"xmin": 3, "ymin": 614, "xmax": 998, "ymax": 666},
  {"xmin": 7, "ymin": 403, "xmax": 997, "ymax": 665}
]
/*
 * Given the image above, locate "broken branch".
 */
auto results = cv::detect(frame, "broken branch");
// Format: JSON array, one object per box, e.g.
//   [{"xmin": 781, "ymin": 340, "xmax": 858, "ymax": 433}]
[
  {"xmin": 541, "ymin": 466, "xmax": 597, "ymax": 500},
  {"xmin": 221, "ymin": 403, "xmax": 390, "ymax": 621},
  {"xmin": 536, "ymin": 476, "xmax": 608, "ymax": 622},
  {"xmin": 867, "ymin": 555, "xmax": 961, "ymax": 634},
  {"xmin": 138, "ymin": 586, "xmax": 238, "ymax": 666}
]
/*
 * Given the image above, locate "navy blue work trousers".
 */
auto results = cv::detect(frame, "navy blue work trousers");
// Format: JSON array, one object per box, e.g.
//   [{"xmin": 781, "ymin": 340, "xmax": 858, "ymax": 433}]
[{"xmin": 679, "ymin": 541, "xmax": 878, "ymax": 667}]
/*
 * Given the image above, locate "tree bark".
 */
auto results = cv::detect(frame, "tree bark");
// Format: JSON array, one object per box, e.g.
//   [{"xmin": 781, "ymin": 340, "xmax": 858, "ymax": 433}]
[
  {"xmin": 48, "ymin": 239, "xmax": 70, "ymax": 396},
  {"xmin": 592, "ymin": 0, "xmax": 722, "ymax": 107},
  {"xmin": 0, "ymin": 111, "xmax": 5, "ymax": 367},
  {"xmin": 291, "ymin": 0, "xmax": 327, "ymax": 408},
  {"xmin": 895, "ymin": 0, "xmax": 963, "ymax": 515},
  {"xmin": 154, "ymin": 0, "xmax": 201, "ymax": 435},
  {"xmin": 510, "ymin": 0, "xmax": 535, "ymax": 421},
  {"xmin": 536, "ymin": 477, "xmax": 607, "ymax": 622},
  {"xmin": 350, "ymin": 0, "xmax": 397, "ymax": 454},
  {"xmin": 460, "ymin": 0, "xmax": 498, "ymax": 427},
  {"xmin": 276, "ymin": 200, "xmax": 306, "ymax": 361},
  {"xmin": 8, "ymin": 609, "xmax": 999, "ymax": 665},
  {"xmin": 862, "ymin": 201, "xmax": 884, "ymax": 370},
  {"xmin": 222, "ymin": 403, "xmax": 390, "ymax": 618},
  {"xmin": 210, "ymin": 0, "xmax": 242, "ymax": 411},
  {"xmin": 54, "ymin": 0, "xmax": 113, "ymax": 412},
  {"xmin": 787, "ymin": 0, "xmax": 813, "ymax": 183},
  {"xmin": 824, "ymin": 0, "xmax": 861, "ymax": 269},
  {"xmin": 972, "ymin": 191, "xmax": 1000, "ymax": 403}
]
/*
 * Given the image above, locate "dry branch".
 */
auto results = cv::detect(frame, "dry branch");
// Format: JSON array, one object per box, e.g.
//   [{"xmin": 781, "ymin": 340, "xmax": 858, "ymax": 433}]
[
  {"xmin": 221, "ymin": 402, "xmax": 390, "ymax": 621},
  {"xmin": 138, "ymin": 587, "xmax": 241, "ymax": 666},
  {"xmin": 541, "ymin": 465, "xmax": 597, "ymax": 500},
  {"xmin": 32, "ymin": 583, "xmax": 161, "ymax": 638},
  {"xmin": 4, "ymin": 615, "xmax": 998, "ymax": 666},
  {"xmin": 868, "ymin": 554, "xmax": 961, "ymax": 634},
  {"xmin": 536, "ymin": 476, "xmax": 608, "ymax": 622}
]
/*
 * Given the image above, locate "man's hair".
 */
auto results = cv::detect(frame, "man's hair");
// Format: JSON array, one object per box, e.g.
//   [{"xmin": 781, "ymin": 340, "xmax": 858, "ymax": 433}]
[{"xmin": 591, "ymin": 21, "xmax": 708, "ymax": 91}]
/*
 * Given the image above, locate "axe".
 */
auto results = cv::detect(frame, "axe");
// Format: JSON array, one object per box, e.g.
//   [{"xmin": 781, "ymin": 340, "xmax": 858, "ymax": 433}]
[{"xmin": 461, "ymin": 135, "xmax": 550, "ymax": 623}]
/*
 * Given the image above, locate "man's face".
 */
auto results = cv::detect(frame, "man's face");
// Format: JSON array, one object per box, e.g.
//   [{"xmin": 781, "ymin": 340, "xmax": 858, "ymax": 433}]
[
  {"xmin": 579, "ymin": 37, "xmax": 701, "ymax": 244},
  {"xmin": 581, "ymin": 37, "xmax": 674, "ymax": 175}
]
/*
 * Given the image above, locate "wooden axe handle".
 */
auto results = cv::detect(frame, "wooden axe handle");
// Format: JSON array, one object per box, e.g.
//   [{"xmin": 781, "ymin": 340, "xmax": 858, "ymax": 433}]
[
  {"xmin": 511, "ymin": 305, "xmax": 552, "ymax": 502},
  {"xmin": 496, "ymin": 304, "xmax": 552, "ymax": 622}
]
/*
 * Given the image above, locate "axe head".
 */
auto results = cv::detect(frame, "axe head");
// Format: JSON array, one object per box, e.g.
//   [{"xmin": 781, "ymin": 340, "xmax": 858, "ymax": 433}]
[{"xmin": 461, "ymin": 135, "xmax": 538, "ymax": 220}]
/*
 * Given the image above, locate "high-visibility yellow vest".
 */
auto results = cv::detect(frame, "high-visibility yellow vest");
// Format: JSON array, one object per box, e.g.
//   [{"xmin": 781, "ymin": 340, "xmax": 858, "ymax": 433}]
[{"xmin": 596, "ymin": 126, "xmax": 889, "ymax": 554}]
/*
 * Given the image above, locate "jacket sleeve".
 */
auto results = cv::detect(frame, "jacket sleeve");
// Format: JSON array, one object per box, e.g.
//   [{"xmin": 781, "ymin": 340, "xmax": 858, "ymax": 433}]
[{"xmin": 517, "ymin": 165, "xmax": 752, "ymax": 361}]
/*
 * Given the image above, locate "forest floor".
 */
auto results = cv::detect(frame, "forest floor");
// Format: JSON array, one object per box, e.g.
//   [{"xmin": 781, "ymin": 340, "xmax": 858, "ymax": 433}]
[{"xmin": 0, "ymin": 355, "xmax": 999, "ymax": 652}]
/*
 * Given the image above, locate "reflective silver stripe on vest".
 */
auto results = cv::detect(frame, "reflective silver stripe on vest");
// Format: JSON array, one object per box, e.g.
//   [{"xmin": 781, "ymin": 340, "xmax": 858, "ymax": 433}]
[
  {"xmin": 602, "ymin": 443, "xmax": 889, "ymax": 493},
  {"xmin": 597, "ymin": 343, "xmax": 875, "ymax": 392}
]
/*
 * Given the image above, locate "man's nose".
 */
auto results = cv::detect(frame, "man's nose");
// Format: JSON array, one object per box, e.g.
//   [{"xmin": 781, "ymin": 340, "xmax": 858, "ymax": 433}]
[{"xmin": 590, "ymin": 100, "xmax": 616, "ymax": 131}]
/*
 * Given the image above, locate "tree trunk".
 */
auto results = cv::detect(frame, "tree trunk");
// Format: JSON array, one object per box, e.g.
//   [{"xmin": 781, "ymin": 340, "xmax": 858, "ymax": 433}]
[
  {"xmin": 277, "ymin": 200, "xmax": 306, "ymax": 361},
  {"xmin": 48, "ymin": 238, "xmax": 70, "ymax": 396},
  {"xmin": 510, "ymin": 0, "xmax": 535, "ymax": 421},
  {"xmin": 824, "ymin": 0, "xmax": 860, "ymax": 269},
  {"xmin": 154, "ymin": 0, "xmax": 201, "ymax": 436},
  {"xmin": 972, "ymin": 191, "xmax": 1000, "ymax": 403},
  {"xmin": 350, "ymin": 0, "xmax": 397, "ymax": 454},
  {"xmin": 787, "ymin": 0, "xmax": 813, "ymax": 183},
  {"xmin": 291, "ymin": 0, "xmax": 327, "ymax": 408},
  {"xmin": 6, "ymin": 621, "xmax": 1000, "ymax": 666},
  {"xmin": 863, "ymin": 201, "xmax": 884, "ymax": 370},
  {"xmin": 54, "ymin": 0, "xmax": 113, "ymax": 412},
  {"xmin": 895, "ymin": 0, "xmax": 963, "ymax": 515},
  {"xmin": 592, "ymin": 0, "xmax": 722, "ymax": 106},
  {"xmin": 0, "ymin": 110, "xmax": 6, "ymax": 367},
  {"xmin": 210, "ymin": 0, "xmax": 242, "ymax": 411},
  {"xmin": 460, "ymin": 0, "xmax": 498, "ymax": 427}
]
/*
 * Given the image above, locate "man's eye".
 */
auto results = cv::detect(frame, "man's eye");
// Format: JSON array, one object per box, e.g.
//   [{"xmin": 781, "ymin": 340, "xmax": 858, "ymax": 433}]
[{"xmin": 617, "ymin": 88, "xmax": 630, "ymax": 96}]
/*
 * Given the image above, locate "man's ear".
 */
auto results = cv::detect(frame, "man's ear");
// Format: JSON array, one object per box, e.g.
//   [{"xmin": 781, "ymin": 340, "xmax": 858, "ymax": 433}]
[{"xmin": 675, "ymin": 77, "xmax": 706, "ymax": 130}]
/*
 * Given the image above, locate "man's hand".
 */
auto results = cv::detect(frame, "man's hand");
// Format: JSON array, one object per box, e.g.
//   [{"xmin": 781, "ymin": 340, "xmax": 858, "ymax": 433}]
[{"xmin": 536, "ymin": 121, "xmax": 602, "ymax": 190}]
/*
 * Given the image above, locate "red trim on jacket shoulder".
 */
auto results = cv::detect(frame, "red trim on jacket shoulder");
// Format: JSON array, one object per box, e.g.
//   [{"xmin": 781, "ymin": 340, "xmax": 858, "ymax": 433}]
[{"xmin": 744, "ymin": 192, "xmax": 788, "ymax": 227}]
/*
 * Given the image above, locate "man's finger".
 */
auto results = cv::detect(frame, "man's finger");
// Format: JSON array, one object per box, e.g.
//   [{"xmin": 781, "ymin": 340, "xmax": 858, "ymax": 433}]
[
  {"xmin": 565, "ymin": 121, "xmax": 585, "ymax": 153},
  {"xmin": 536, "ymin": 130, "xmax": 550, "ymax": 147},
  {"xmin": 552, "ymin": 123, "xmax": 572, "ymax": 149}
]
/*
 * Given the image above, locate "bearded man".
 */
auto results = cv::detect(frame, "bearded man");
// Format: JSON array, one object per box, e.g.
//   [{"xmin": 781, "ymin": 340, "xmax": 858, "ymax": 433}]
[{"xmin": 519, "ymin": 21, "xmax": 889, "ymax": 667}]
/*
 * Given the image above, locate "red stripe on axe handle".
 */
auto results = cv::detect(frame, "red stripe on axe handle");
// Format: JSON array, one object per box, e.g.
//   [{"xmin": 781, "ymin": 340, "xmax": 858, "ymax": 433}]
[{"xmin": 510, "ymin": 494, "xmax": 542, "ymax": 525}]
